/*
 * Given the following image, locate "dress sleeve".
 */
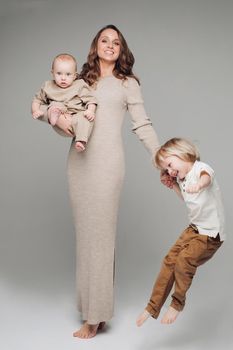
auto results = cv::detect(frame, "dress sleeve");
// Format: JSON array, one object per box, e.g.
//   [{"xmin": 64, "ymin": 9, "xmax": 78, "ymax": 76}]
[{"xmin": 125, "ymin": 78, "xmax": 160, "ymax": 156}]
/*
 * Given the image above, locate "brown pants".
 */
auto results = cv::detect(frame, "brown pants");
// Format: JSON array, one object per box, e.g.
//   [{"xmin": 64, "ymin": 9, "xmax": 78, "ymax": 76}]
[{"xmin": 146, "ymin": 226, "xmax": 223, "ymax": 318}]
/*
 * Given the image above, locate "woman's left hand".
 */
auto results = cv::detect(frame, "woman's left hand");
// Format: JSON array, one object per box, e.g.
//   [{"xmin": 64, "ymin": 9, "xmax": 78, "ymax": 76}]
[{"xmin": 160, "ymin": 170, "xmax": 176, "ymax": 189}]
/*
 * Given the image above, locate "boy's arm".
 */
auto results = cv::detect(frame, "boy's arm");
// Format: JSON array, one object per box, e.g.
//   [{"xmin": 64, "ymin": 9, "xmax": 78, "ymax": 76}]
[
  {"xmin": 172, "ymin": 182, "xmax": 184, "ymax": 200},
  {"xmin": 186, "ymin": 171, "xmax": 211, "ymax": 193}
]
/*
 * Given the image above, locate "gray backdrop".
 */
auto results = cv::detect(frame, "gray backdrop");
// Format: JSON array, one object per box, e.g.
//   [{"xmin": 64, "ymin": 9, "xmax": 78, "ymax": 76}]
[{"xmin": 1, "ymin": 0, "xmax": 232, "ymax": 349}]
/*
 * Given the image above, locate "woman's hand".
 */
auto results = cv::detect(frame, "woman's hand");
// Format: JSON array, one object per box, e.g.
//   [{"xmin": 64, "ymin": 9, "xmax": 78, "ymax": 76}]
[
  {"xmin": 160, "ymin": 170, "xmax": 176, "ymax": 189},
  {"xmin": 55, "ymin": 113, "xmax": 74, "ymax": 137}
]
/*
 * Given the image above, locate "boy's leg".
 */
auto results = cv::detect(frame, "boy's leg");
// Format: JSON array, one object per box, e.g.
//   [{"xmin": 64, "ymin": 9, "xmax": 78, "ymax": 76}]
[
  {"xmin": 170, "ymin": 232, "xmax": 222, "ymax": 314},
  {"xmin": 137, "ymin": 242, "xmax": 180, "ymax": 327},
  {"xmin": 144, "ymin": 227, "xmax": 192, "ymax": 320}
]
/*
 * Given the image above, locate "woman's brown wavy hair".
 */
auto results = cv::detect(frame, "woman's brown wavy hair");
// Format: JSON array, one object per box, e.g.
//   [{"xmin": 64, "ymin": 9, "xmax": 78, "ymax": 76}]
[{"xmin": 79, "ymin": 24, "xmax": 139, "ymax": 86}]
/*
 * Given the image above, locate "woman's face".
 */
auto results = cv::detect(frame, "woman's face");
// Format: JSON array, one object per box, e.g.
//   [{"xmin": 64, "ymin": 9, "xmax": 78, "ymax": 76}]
[{"xmin": 97, "ymin": 28, "xmax": 121, "ymax": 63}]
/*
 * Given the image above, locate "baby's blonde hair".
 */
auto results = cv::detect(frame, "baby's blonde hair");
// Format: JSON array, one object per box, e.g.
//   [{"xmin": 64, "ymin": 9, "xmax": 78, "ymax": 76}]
[
  {"xmin": 52, "ymin": 53, "xmax": 77, "ymax": 72},
  {"xmin": 155, "ymin": 138, "xmax": 200, "ymax": 169}
]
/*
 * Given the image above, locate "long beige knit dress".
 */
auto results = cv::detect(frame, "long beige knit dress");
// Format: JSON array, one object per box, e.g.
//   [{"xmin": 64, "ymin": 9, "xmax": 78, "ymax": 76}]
[{"xmin": 67, "ymin": 76, "xmax": 159, "ymax": 324}]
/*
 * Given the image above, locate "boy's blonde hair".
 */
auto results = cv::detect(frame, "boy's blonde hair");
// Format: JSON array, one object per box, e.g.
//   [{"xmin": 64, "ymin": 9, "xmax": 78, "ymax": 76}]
[
  {"xmin": 155, "ymin": 138, "xmax": 200, "ymax": 169},
  {"xmin": 52, "ymin": 53, "xmax": 77, "ymax": 72}
]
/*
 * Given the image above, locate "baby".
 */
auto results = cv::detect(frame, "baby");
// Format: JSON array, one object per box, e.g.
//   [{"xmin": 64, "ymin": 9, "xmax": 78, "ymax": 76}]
[{"xmin": 31, "ymin": 53, "xmax": 97, "ymax": 151}]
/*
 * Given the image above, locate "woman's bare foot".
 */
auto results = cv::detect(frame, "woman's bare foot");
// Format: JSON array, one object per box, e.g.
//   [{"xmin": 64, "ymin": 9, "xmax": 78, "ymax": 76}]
[
  {"xmin": 161, "ymin": 306, "xmax": 180, "ymax": 324},
  {"xmin": 48, "ymin": 107, "xmax": 61, "ymax": 126},
  {"xmin": 73, "ymin": 321, "xmax": 105, "ymax": 339},
  {"xmin": 75, "ymin": 141, "xmax": 86, "ymax": 152},
  {"xmin": 136, "ymin": 309, "xmax": 150, "ymax": 327}
]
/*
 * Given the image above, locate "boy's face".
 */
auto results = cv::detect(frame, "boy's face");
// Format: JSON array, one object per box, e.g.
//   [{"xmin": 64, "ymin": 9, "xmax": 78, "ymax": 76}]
[
  {"xmin": 161, "ymin": 155, "xmax": 193, "ymax": 180},
  {"xmin": 52, "ymin": 59, "xmax": 77, "ymax": 88}
]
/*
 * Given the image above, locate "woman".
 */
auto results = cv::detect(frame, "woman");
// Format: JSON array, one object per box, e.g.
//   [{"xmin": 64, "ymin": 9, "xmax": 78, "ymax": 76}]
[{"xmin": 49, "ymin": 24, "xmax": 160, "ymax": 338}]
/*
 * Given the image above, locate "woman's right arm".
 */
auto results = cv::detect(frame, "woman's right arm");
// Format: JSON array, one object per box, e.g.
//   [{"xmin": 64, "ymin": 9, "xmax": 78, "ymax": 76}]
[
  {"xmin": 54, "ymin": 113, "xmax": 74, "ymax": 137},
  {"xmin": 37, "ymin": 105, "xmax": 74, "ymax": 137}
]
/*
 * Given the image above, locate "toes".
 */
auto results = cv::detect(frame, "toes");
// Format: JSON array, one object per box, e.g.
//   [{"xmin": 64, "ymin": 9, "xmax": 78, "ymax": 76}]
[
  {"xmin": 73, "ymin": 324, "xmax": 100, "ymax": 339},
  {"xmin": 73, "ymin": 331, "xmax": 80, "ymax": 337}
]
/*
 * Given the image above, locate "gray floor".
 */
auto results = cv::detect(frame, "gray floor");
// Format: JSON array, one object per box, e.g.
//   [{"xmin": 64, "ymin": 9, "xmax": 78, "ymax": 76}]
[{"xmin": 1, "ymin": 250, "xmax": 232, "ymax": 350}]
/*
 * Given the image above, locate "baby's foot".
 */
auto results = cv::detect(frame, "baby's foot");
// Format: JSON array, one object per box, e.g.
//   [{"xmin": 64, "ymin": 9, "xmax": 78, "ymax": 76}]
[
  {"xmin": 161, "ymin": 306, "xmax": 180, "ymax": 324},
  {"xmin": 73, "ymin": 322, "xmax": 105, "ymax": 339},
  {"xmin": 32, "ymin": 110, "xmax": 44, "ymax": 119},
  {"xmin": 75, "ymin": 141, "xmax": 86, "ymax": 152},
  {"xmin": 48, "ymin": 108, "xmax": 61, "ymax": 126},
  {"xmin": 136, "ymin": 309, "xmax": 150, "ymax": 327}
]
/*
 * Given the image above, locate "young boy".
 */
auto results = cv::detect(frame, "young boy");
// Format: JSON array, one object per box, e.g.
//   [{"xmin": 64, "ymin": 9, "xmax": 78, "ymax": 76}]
[
  {"xmin": 137, "ymin": 137, "xmax": 225, "ymax": 326},
  {"xmin": 31, "ymin": 53, "xmax": 97, "ymax": 152}
]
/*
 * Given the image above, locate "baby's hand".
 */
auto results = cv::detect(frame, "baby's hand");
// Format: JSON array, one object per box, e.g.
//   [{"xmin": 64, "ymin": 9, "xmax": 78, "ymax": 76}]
[
  {"xmin": 32, "ymin": 109, "xmax": 44, "ymax": 119},
  {"xmin": 186, "ymin": 183, "xmax": 201, "ymax": 193},
  {"xmin": 84, "ymin": 110, "xmax": 95, "ymax": 121}
]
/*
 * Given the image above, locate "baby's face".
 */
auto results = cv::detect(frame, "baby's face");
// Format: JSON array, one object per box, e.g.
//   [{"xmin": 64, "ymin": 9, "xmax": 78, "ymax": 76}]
[{"xmin": 52, "ymin": 59, "xmax": 77, "ymax": 88}]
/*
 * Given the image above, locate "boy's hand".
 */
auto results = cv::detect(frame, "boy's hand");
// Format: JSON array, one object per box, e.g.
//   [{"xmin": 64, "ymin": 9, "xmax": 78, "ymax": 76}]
[
  {"xmin": 186, "ymin": 183, "xmax": 201, "ymax": 193},
  {"xmin": 84, "ymin": 109, "xmax": 95, "ymax": 121},
  {"xmin": 32, "ymin": 109, "xmax": 44, "ymax": 119},
  {"xmin": 186, "ymin": 172, "xmax": 211, "ymax": 193}
]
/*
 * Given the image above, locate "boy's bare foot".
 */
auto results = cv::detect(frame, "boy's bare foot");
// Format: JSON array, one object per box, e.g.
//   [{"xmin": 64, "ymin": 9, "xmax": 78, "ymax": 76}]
[
  {"xmin": 48, "ymin": 108, "xmax": 61, "ymax": 126},
  {"xmin": 136, "ymin": 309, "xmax": 150, "ymax": 327},
  {"xmin": 161, "ymin": 306, "xmax": 180, "ymax": 324},
  {"xmin": 73, "ymin": 321, "xmax": 105, "ymax": 339},
  {"xmin": 75, "ymin": 141, "xmax": 86, "ymax": 152}
]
